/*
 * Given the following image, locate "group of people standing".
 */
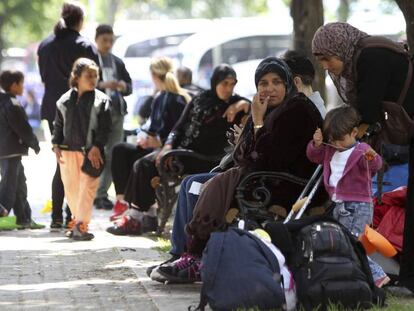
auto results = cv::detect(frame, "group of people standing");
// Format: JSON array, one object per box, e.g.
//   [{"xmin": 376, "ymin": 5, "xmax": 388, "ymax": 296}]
[
  {"xmin": 0, "ymin": 0, "xmax": 413, "ymax": 294},
  {"xmin": 36, "ymin": 2, "xmax": 132, "ymax": 240}
]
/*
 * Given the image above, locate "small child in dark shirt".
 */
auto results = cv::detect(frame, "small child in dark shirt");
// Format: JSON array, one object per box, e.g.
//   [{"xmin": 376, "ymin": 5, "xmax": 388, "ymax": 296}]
[{"xmin": 0, "ymin": 70, "xmax": 41, "ymax": 228}]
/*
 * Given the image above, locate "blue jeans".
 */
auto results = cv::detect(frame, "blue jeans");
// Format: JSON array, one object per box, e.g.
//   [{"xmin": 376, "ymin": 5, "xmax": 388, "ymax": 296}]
[
  {"xmin": 170, "ymin": 173, "xmax": 217, "ymax": 256},
  {"xmin": 333, "ymin": 201, "xmax": 386, "ymax": 281}
]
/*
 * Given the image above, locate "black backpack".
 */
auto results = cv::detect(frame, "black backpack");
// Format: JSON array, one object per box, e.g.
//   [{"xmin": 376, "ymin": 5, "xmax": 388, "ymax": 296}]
[{"xmin": 265, "ymin": 216, "xmax": 385, "ymax": 311}]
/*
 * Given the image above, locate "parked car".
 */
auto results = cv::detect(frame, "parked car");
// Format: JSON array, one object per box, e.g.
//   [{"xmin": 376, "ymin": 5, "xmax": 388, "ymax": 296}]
[{"xmin": 111, "ymin": 19, "xmax": 212, "ymax": 128}]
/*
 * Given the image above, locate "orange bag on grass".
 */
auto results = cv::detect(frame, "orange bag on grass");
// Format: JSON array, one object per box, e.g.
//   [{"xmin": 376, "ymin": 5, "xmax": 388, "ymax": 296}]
[{"xmin": 359, "ymin": 225, "xmax": 397, "ymax": 257}]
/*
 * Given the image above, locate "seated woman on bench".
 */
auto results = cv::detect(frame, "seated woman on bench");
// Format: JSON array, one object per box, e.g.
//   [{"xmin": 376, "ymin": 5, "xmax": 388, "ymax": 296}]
[
  {"xmin": 148, "ymin": 52, "xmax": 328, "ymax": 280},
  {"xmin": 151, "ymin": 56, "xmax": 323, "ymax": 283},
  {"xmin": 107, "ymin": 64, "xmax": 250, "ymax": 235}
]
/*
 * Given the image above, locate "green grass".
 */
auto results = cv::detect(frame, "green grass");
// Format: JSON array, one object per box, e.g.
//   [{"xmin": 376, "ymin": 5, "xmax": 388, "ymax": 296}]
[
  {"xmin": 152, "ymin": 237, "xmax": 172, "ymax": 253},
  {"xmin": 315, "ymin": 294, "xmax": 414, "ymax": 311},
  {"xmin": 0, "ymin": 216, "xmax": 20, "ymax": 230},
  {"xmin": 371, "ymin": 293, "xmax": 414, "ymax": 311},
  {"xmin": 233, "ymin": 293, "xmax": 414, "ymax": 311}
]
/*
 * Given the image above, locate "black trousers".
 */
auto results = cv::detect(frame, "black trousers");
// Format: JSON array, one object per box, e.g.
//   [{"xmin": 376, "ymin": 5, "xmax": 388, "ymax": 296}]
[
  {"xmin": 124, "ymin": 153, "xmax": 217, "ymax": 212},
  {"xmin": 0, "ymin": 157, "xmax": 31, "ymax": 224},
  {"xmin": 400, "ymin": 138, "xmax": 414, "ymax": 291},
  {"xmin": 111, "ymin": 143, "xmax": 152, "ymax": 195},
  {"xmin": 48, "ymin": 120, "xmax": 71, "ymax": 223}
]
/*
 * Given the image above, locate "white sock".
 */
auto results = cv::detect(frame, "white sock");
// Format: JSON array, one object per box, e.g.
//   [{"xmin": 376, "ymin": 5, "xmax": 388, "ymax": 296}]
[
  {"xmin": 128, "ymin": 207, "xmax": 144, "ymax": 221},
  {"xmin": 145, "ymin": 205, "xmax": 157, "ymax": 217}
]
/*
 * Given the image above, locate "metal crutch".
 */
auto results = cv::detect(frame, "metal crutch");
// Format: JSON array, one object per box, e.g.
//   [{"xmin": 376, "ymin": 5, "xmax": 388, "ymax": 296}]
[{"xmin": 284, "ymin": 164, "xmax": 323, "ymax": 223}]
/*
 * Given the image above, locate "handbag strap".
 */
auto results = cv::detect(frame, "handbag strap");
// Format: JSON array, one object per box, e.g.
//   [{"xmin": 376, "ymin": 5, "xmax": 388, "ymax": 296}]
[
  {"xmin": 353, "ymin": 36, "xmax": 413, "ymax": 107},
  {"xmin": 397, "ymin": 58, "xmax": 413, "ymax": 106}
]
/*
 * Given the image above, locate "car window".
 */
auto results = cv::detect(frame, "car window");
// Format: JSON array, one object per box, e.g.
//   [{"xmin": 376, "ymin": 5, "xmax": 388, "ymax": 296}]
[
  {"xmin": 125, "ymin": 33, "xmax": 193, "ymax": 57},
  {"xmin": 197, "ymin": 35, "xmax": 291, "ymax": 88}
]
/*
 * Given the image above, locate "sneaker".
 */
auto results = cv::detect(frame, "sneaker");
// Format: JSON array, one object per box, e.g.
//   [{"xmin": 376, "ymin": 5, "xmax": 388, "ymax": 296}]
[
  {"xmin": 106, "ymin": 215, "xmax": 142, "ymax": 236},
  {"xmin": 155, "ymin": 253, "xmax": 202, "ymax": 284},
  {"xmin": 109, "ymin": 200, "xmax": 129, "ymax": 222},
  {"xmin": 65, "ymin": 218, "xmax": 76, "ymax": 238},
  {"xmin": 17, "ymin": 220, "xmax": 45, "ymax": 230},
  {"xmin": 50, "ymin": 221, "xmax": 63, "ymax": 232},
  {"xmin": 142, "ymin": 215, "xmax": 158, "ymax": 233},
  {"xmin": 146, "ymin": 255, "xmax": 180, "ymax": 278},
  {"xmin": 29, "ymin": 221, "xmax": 45, "ymax": 229},
  {"xmin": 71, "ymin": 222, "xmax": 94, "ymax": 241},
  {"xmin": 94, "ymin": 197, "xmax": 113, "ymax": 210},
  {"xmin": 375, "ymin": 275, "xmax": 391, "ymax": 288}
]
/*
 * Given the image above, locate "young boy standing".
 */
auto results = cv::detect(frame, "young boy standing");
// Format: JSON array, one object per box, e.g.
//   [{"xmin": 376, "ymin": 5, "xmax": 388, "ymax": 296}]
[
  {"xmin": 0, "ymin": 70, "xmax": 42, "ymax": 228},
  {"xmin": 94, "ymin": 24, "xmax": 132, "ymax": 210}
]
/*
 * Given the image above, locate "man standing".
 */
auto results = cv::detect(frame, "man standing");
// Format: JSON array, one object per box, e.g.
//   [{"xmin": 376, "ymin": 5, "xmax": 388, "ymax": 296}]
[{"xmin": 94, "ymin": 24, "xmax": 132, "ymax": 210}]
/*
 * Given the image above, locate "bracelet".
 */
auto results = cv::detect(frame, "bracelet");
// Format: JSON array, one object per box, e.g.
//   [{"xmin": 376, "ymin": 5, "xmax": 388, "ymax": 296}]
[{"xmin": 253, "ymin": 124, "xmax": 263, "ymax": 129}]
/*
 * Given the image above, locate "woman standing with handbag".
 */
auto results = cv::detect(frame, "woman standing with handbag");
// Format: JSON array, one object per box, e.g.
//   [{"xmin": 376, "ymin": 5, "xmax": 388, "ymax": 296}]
[
  {"xmin": 52, "ymin": 58, "xmax": 111, "ymax": 241},
  {"xmin": 312, "ymin": 22, "xmax": 414, "ymax": 292}
]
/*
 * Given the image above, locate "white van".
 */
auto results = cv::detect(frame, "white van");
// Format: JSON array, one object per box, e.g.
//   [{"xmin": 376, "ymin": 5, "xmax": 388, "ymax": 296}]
[
  {"xmin": 111, "ymin": 19, "xmax": 212, "ymax": 126},
  {"xmin": 177, "ymin": 16, "xmax": 293, "ymax": 89},
  {"xmin": 111, "ymin": 17, "xmax": 293, "ymax": 124},
  {"xmin": 112, "ymin": 19, "xmax": 212, "ymax": 92}
]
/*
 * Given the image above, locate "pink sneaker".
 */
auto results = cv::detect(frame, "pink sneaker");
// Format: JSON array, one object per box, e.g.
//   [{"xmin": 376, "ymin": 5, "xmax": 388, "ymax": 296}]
[
  {"xmin": 375, "ymin": 275, "xmax": 391, "ymax": 288},
  {"xmin": 156, "ymin": 253, "xmax": 202, "ymax": 283},
  {"xmin": 109, "ymin": 200, "xmax": 129, "ymax": 222}
]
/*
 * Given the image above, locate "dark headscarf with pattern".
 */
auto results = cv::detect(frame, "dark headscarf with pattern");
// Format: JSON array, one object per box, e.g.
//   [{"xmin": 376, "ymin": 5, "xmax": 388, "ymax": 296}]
[
  {"xmin": 179, "ymin": 64, "xmax": 238, "ymax": 148},
  {"xmin": 254, "ymin": 57, "xmax": 293, "ymax": 94},
  {"xmin": 312, "ymin": 22, "xmax": 368, "ymax": 104},
  {"xmin": 234, "ymin": 56, "xmax": 295, "ymax": 167},
  {"xmin": 210, "ymin": 64, "xmax": 237, "ymax": 96}
]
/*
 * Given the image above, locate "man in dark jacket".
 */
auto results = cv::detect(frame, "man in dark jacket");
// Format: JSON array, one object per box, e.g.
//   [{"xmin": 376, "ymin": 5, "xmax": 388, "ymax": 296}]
[
  {"xmin": 94, "ymin": 24, "xmax": 132, "ymax": 210},
  {"xmin": 176, "ymin": 66, "xmax": 204, "ymax": 98},
  {"xmin": 37, "ymin": 1, "xmax": 99, "ymax": 230},
  {"xmin": 0, "ymin": 71, "xmax": 41, "ymax": 227}
]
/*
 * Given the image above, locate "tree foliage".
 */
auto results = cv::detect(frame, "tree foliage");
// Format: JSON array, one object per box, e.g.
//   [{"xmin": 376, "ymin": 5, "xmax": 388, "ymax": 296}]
[
  {"xmin": 0, "ymin": 0, "xmax": 59, "ymax": 48},
  {"xmin": 93, "ymin": 0, "xmax": 268, "ymax": 22},
  {"xmin": 0, "ymin": 0, "xmax": 269, "ymax": 63}
]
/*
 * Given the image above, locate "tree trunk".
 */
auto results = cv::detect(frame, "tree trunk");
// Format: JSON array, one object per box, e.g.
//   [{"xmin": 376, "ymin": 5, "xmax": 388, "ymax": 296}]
[
  {"xmin": 290, "ymin": 0, "xmax": 326, "ymax": 101},
  {"xmin": 0, "ymin": 21, "xmax": 4, "ymax": 67},
  {"xmin": 107, "ymin": 0, "xmax": 120, "ymax": 26},
  {"xmin": 395, "ymin": 0, "xmax": 414, "ymax": 52},
  {"xmin": 337, "ymin": 0, "xmax": 350, "ymax": 22}
]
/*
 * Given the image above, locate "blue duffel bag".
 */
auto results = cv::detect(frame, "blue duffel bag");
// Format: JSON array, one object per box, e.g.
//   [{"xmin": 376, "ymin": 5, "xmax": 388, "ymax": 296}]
[{"xmin": 193, "ymin": 227, "xmax": 286, "ymax": 311}]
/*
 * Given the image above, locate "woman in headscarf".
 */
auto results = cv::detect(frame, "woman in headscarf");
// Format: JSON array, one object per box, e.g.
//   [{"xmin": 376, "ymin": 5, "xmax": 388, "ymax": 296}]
[
  {"xmin": 312, "ymin": 22, "xmax": 414, "ymax": 292},
  {"xmin": 155, "ymin": 57, "xmax": 323, "ymax": 283},
  {"xmin": 106, "ymin": 64, "xmax": 250, "ymax": 235}
]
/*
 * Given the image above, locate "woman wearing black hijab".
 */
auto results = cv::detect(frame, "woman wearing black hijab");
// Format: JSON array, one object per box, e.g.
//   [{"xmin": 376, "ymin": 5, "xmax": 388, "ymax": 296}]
[
  {"xmin": 107, "ymin": 64, "xmax": 250, "ymax": 235},
  {"xmin": 155, "ymin": 57, "xmax": 323, "ymax": 284}
]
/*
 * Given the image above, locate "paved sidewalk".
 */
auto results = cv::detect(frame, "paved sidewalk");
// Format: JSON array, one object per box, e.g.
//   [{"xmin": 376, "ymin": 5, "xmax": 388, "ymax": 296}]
[
  {"xmin": 0, "ymin": 143, "xmax": 201, "ymax": 311},
  {"xmin": 0, "ymin": 212, "xmax": 201, "ymax": 311}
]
